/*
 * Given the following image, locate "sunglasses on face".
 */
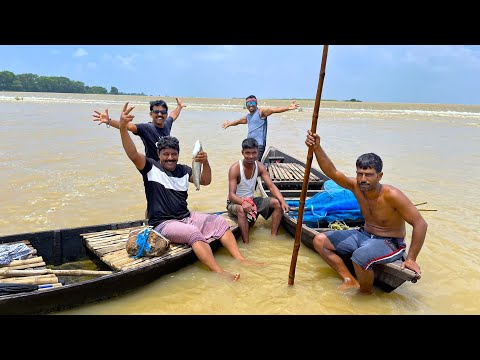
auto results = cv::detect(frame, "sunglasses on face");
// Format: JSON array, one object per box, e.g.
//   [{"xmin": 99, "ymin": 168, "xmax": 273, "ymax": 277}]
[
  {"xmin": 246, "ymin": 101, "xmax": 257, "ymax": 106},
  {"xmin": 152, "ymin": 109, "xmax": 168, "ymax": 115}
]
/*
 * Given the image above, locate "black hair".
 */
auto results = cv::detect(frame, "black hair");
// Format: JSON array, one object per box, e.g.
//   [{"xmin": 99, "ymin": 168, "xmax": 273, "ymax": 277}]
[
  {"xmin": 156, "ymin": 136, "xmax": 180, "ymax": 153},
  {"xmin": 356, "ymin": 153, "xmax": 383, "ymax": 173},
  {"xmin": 149, "ymin": 100, "xmax": 168, "ymax": 112},
  {"xmin": 242, "ymin": 138, "xmax": 259, "ymax": 150},
  {"xmin": 245, "ymin": 95, "xmax": 257, "ymax": 101}
]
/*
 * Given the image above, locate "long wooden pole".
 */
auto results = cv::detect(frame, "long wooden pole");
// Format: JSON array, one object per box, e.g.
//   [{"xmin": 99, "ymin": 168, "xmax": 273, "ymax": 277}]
[{"xmin": 288, "ymin": 45, "xmax": 329, "ymax": 285}]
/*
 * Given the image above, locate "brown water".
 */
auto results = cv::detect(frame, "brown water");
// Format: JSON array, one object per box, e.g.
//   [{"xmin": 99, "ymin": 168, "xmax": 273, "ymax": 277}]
[{"xmin": 1, "ymin": 92, "xmax": 479, "ymax": 314}]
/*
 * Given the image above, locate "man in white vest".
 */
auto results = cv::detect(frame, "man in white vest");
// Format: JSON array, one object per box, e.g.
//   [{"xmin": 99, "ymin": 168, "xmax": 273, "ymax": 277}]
[{"xmin": 226, "ymin": 138, "xmax": 289, "ymax": 244}]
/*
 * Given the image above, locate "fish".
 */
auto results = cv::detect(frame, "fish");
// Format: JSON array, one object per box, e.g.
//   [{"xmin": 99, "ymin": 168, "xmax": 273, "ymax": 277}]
[{"xmin": 192, "ymin": 140, "xmax": 202, "ymax": 191}]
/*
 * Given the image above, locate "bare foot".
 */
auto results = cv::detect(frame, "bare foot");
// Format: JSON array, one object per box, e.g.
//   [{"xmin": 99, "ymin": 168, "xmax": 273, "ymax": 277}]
[
  {"xmin": 338, "ymin": 277, "xmax": 360, "ymax": 291},
  {"xmin": 217, "ymin": 271, "xmax": 241, "ymax": 281}
]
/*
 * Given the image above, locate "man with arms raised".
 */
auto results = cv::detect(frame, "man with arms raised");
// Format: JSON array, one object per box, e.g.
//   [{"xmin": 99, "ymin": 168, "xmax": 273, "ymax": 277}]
[
  {"xmin": 305, "ymin": 130, "xmax": 427, "ymax": 294},
  {"xmin": 227, "ymin": 138, "xmax": 289, "ymax": 244},
  {"xmin": 119, "ymin": 102, "xmax": 250, "ymax": 281},
  {"xmin": 223, "ymin": 95, "xmax": 299, "ymax": 161},
  {"xmin": 93, "ymin": 97, "xmax": 185, "ymax": 161}
]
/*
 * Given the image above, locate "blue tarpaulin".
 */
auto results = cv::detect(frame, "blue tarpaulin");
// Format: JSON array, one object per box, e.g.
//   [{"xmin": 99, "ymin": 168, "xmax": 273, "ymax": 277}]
[{"xmin": 286, "ymin": 180, "xmax": 363, "ymax": 223}]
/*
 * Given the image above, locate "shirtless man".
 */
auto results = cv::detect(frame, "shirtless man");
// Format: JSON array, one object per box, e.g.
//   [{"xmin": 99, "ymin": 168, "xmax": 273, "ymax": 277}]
[{"xmin": 305, "ymin": 130, "xmax": 428, "ymax": 294}]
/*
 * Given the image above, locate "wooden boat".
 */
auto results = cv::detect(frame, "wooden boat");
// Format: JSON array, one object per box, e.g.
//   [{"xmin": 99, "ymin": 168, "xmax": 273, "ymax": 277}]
[
  {"xmin": 257, "ymin": 146, "xmax": 419, "ymax": 293},
  {"xmin": 0, "ymin": 214, "xmax": 239, "ymax": 314}
]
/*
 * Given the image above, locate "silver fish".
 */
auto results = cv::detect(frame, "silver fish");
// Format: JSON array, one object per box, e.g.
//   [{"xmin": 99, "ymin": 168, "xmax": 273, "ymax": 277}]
[{"xmin": 192, "ymin": 140, "xmax": 202, "ymax": 191}]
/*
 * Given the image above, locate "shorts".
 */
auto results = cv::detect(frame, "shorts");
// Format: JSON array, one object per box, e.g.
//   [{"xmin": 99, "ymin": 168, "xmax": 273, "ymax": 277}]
[
  {"xmin": 153, "ymin": 212, "xmax": 230, "ymax": 246},
  {"xmin": 226, "ymin": 197, "xmax": 273, "ymax": 223},
  {"xmin": 325, "ymin": 227, "xmax": 406, "ymax": 270}
]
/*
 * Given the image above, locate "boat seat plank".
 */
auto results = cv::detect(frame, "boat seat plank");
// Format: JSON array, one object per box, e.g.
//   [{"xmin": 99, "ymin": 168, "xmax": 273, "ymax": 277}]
[{"xmin": 81, "ymin": 226, "xmax": 193, "ymax": 272}]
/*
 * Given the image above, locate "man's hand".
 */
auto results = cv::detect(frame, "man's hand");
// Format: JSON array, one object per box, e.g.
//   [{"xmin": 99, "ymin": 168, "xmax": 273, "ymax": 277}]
[
  {"xmin": 401, "ymin": 258, "xmax": 422, "ymax": 279},
  {"xmin": 222, "ymin": 121, "xmax": 230, "ymax": 129},
  {"xmin": 288, "ymin": 100, "xmax": 300, "ymax": 111},
  {"xmin": 176, "ymin": 97, "xmax": 186, "ymax": 108},
  {"xmin": 305, "ymin": 130, "xmax": 320, "ymax": 148},
  {"xmin": 193, "ymin": 150, "xmax": 208, "ymax": 164},
  {"xmin": 92, "ymin": 108, "xmax": 110, "ymax": 126},
  {"xmin": 119, "ymin": 102, "xmax": 135, "ymax": 127}
]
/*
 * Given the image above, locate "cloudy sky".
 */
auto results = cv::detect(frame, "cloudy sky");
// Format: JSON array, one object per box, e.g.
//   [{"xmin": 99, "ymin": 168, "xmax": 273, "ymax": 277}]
[{"xmin": 0, "ymin": 45, "xmax": 478, "ymax": 105}]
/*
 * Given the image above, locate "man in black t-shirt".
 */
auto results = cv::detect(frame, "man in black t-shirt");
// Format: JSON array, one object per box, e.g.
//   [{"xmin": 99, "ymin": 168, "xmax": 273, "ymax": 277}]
[
  {"xmin": 119, "ymin": 102, "xmax": 250, "ymax": 281},
  {"xmin": 93, "ymin": 97, "xmax": 185, "ymax": 161}
]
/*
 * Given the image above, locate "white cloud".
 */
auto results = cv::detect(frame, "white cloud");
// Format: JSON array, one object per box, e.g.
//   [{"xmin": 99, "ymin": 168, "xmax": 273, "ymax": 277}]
[{"xmin": 73, "ymin": 48, "xmax": 88, "ymax": 57}]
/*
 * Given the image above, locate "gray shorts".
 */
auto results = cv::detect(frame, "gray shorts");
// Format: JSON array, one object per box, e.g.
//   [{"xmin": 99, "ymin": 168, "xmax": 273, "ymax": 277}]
[
  {"xmin": 325, "ymin": 227, "xmax": 406, "ymax": 270},
  {"xmin": 226, "ymin": 197, "xmax": 273, "ymax": 222}
]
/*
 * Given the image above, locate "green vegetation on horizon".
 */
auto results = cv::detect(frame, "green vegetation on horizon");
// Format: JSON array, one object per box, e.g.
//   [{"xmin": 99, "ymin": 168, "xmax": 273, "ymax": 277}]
[
  {"xmin": 0, "ymin": 70, "xmax": 143, "ymax": 96},
  {"xmin": 0, "ymin": 70, "xmax": 362, "ymax": 102}
]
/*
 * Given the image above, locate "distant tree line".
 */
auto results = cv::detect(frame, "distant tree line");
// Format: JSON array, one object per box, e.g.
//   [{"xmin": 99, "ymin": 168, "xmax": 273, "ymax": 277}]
[{"xmin": 0, "ymin": 70, "xmax": 145, "ymax": 96}]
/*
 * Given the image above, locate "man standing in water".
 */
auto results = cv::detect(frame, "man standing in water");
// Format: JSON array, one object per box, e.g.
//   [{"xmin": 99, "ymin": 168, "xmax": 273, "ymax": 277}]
[
  {"xmin": 227, "ymin": 138, "xmax": 289, "ymax": 244},
  {"xmin": 305, "ymin": 130, "xmax": 427, "ymax": 294},
  {"xmin": 118, "ymin": 102, "xmax": 252, "ymax": 281},
  {"xmin": 93, "ymin": 97, "xmax": 185, "ymax": 161},
  {"xmin": 222, "ymin": 95, "xmax": 299, "ymax": 161}
]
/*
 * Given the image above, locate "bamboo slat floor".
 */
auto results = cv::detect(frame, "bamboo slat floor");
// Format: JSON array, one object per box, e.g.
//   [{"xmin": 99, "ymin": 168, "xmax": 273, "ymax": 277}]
[
  {"xmin": 81, "ymin": 214, "xmax": 238, "ymax": 272},
  {"xmin": 0, "ymin": 240, "xmax": 61, "ymax": 288},
  {"xmin": 267, "ymin": 163, "xmax": 321, "ymax": 182}
]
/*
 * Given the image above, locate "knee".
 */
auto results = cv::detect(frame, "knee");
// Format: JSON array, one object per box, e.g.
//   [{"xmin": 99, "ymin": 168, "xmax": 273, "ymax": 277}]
[
  {"xmin": 236, "ymin": 205, "xmax": 247, "ymax": 219},
  {"xmin": 313, "ymin": 234, "xmax": 327, "ymax": 250},
  {"xmin": 271, "ymin": 198, "xmax": 281, "ymax": 210}
]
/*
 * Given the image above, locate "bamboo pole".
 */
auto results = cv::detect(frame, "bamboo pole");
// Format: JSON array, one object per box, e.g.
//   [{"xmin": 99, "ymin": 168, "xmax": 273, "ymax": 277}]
[
  {"xmin": 0, "ymin": 268, "xmax": 113, "ymax": 277},
  {"xmin": 288, "ymin": 45, "xmax": 329, "ymax": 286}
]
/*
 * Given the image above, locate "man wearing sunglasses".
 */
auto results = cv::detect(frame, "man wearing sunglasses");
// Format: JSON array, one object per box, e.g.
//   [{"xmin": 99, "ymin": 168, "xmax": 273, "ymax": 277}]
[
  {"xmin": 92, "ymin": 97, "xmax": 185, "ymax": 161},
  {"xmin": 118, "ymin": 102, "xmax": 258, "ymax": 282},
  {"xmin": 222, "ymin": 95, "xmax": 299, "ymax": 161}
]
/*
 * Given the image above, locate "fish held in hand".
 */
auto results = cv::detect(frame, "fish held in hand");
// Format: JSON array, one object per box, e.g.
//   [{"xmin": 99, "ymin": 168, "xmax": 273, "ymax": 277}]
[{"xmin": 192, "ymin": 140, "xmax": 203, "ymax": 191}]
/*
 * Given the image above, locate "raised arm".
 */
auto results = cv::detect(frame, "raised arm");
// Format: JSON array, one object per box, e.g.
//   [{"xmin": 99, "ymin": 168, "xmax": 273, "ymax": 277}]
[
  {"xmin": 170, "ymin": 97, "xmax": 186, "ymax": 121},
  {"xmin": 223, "ymin": 116, "xmax": 247, "ymax": 129},
  {"xmin": 260, "ymin": 100, "xmax": 299, "ymax": 117},
  {"xmin": 305, "ymin": 130, "xmax": 355, "ymax": 191},
  {"xmin": 92, "ymin": 107, "xmax": 138, "ymax": 133},
  {"xmin": 387, "ymin": 189, "xmax": 428, "ymax": 277},
  {"xmin": 119, "ymin": 102, "xmax": 145, "ymax": 170},
  {"xmin": 258, "ymin": 163, "xmax": 290, "ymax": 213}
]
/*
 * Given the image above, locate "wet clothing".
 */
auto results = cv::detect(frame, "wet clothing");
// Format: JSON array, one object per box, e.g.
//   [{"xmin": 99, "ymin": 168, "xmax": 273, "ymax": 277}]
[
  {"xmin": 135, "ymin": 117, "xmax": 174, "ymax": 160},
  {"xmin": 139, "ymin": 157, "xmax": 191, "ymax": 228},
  {"xmin": 154, "ymin": 212, "xmax": 230, "ymax": 246},
  {"xmin": 325, "ymin": 227, "xmax": 406, "ymax": 270}
]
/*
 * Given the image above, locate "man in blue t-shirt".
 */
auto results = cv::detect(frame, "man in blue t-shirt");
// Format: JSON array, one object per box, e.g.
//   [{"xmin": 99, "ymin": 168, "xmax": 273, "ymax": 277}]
[
  {"xmin": 222, "ymin": 94, "xmax": 299, "ymax": 161},
  {"xmin": 118, "ymin": 102, "xmax": 252, "ymax": 282},
  {"xmin": 92, "ymin": 97, "xmax": 185, "ymax": 161}
]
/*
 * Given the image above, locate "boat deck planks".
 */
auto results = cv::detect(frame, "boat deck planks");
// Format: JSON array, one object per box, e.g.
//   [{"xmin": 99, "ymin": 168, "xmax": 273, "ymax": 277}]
[
  {"xmin": 0, "ymin": 240, "xmax": 61, "ymax": 287},
  {"xmin": 81, "ymin": 214, "xmax": 239, "ymax": 272},
  {"xmin": 81, "ymin": 226, "xmax": 190, "ymax": 272},
  {"xmin": 267, "ymin": 163, "xmax": 321, "ymax": 183}
]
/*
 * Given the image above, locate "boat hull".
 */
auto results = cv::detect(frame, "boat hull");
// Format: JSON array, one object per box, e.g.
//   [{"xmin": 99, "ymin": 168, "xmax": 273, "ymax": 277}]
[{"xmin": 0, "ymin": 217, "xmax": 238, "ymax": 314}]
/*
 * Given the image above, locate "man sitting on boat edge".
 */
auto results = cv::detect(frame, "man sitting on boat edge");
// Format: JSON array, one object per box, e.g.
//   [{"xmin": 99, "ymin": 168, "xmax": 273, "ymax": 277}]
[
  {"xmin": 227, "ymin": 138, "xmax": 290, "ymax": 244},
  {"xmin": 305, "ymin": 130, "xmax": 427, "ymax": 294},
  {"xmin": 118, "ymin": 102, "xmax": 253, "ymax": 281}
]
